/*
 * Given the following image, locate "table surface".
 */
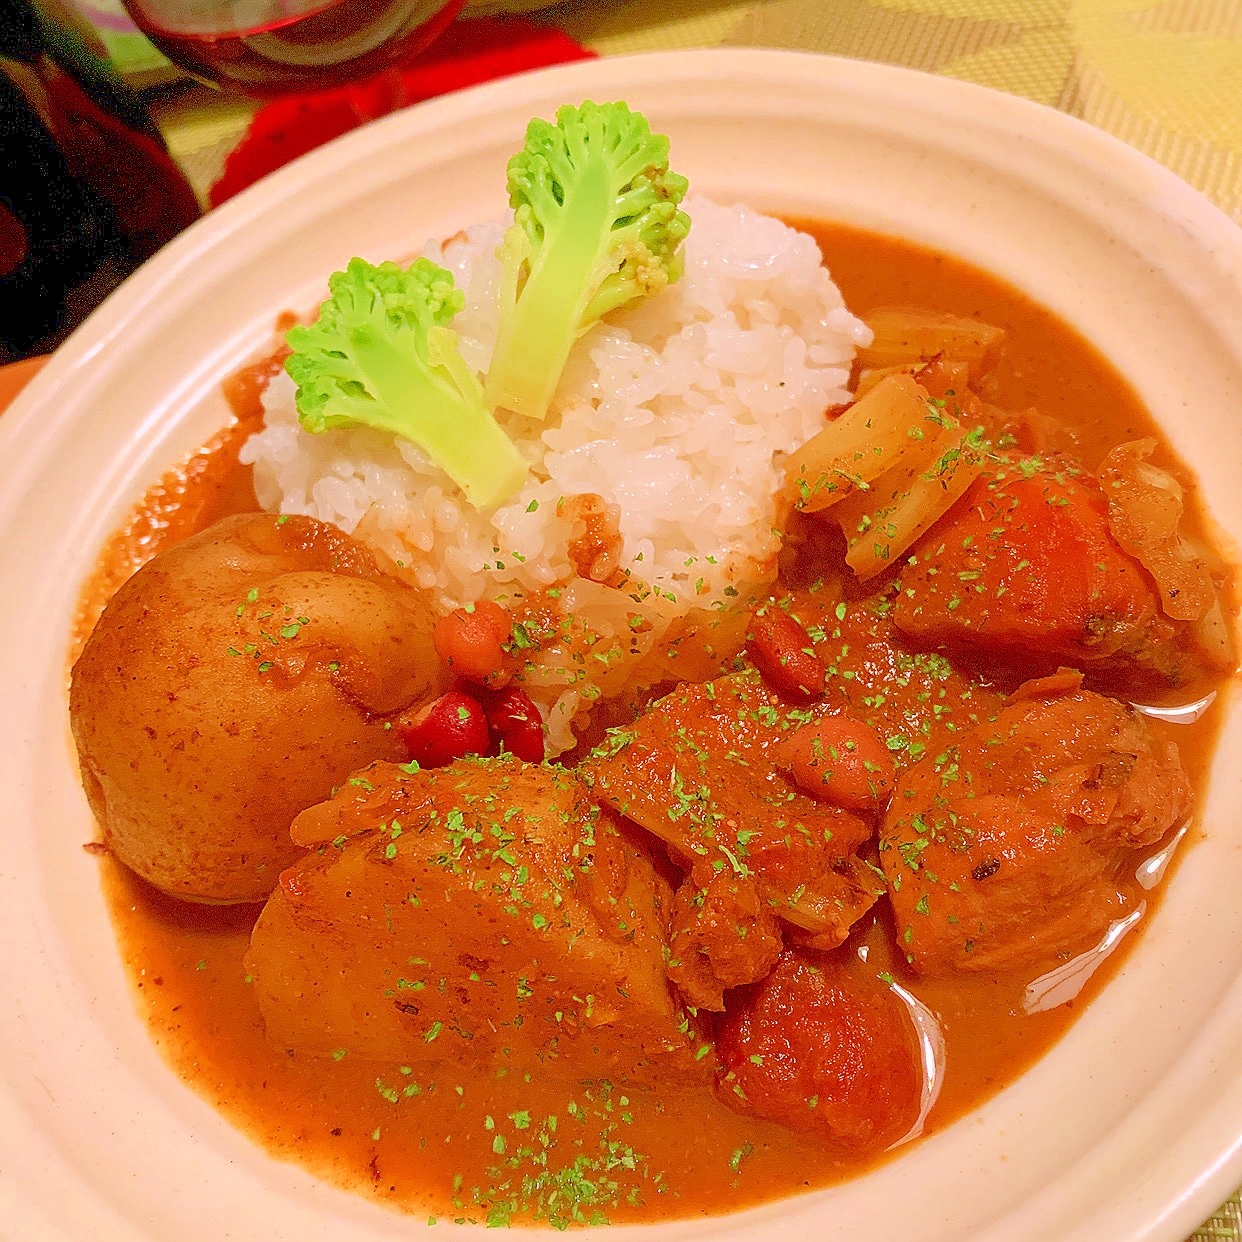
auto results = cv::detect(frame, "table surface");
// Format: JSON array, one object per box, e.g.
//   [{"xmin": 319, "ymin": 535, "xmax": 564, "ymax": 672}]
[{"xmin": 64, "ymin": 2, "xmax": 1242, "ymax": 1239}]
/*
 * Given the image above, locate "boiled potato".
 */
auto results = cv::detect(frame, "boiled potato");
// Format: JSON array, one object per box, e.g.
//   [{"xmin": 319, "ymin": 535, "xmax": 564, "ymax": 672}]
[{"xmin": 70, "ymin": 512, "xmax": 439, "ymax": 903}]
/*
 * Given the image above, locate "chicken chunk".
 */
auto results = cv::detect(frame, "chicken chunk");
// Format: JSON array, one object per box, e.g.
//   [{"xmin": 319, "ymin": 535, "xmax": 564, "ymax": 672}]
[
  {"xmin": 666, "ymin": 869, "xmax": 784, "ymax": 1012},
  {"xmin": 893, "ymin": 459, "xmax": 1188, "ymax": 685},
  {"xmin": 582, "ymin": 670, "xmax": 883, "ymax": 1009},
  {"xmin": 246, "ymin": 756, "xmax": 703, "ymax": 1085},
  {"xmin": 880, "ymin": 672, "xmax": 1192, "ymax": 974},
  {"xmin": 70, "ymin": 512, "xmax": 438, "ymax": 903}
]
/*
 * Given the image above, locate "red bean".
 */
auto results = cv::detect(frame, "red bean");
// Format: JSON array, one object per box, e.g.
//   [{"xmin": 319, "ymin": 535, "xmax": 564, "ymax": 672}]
[
  {"xmin": 781, "ymin": 713, "xmax": 897, "ymax": 812},
  {"xmin": 746, "ymin": 607, "xmax": 827, "ymax": 702},
  {"xmin": 485, "ymin": 686, "xmax": 545, "ymax": 763},
  {"xmin": 398, "ymin": 690, "xmax": 491, "ymax": 768},
  {"xmin": 433, "ymin": 599, "xmax": 513, "ymax": 688}
]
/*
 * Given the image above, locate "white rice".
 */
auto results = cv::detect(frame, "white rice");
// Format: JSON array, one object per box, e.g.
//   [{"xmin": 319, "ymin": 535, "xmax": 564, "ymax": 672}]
[{"xmin": 240, "ymin": 197, "xmax": 871, "ymax": 750}]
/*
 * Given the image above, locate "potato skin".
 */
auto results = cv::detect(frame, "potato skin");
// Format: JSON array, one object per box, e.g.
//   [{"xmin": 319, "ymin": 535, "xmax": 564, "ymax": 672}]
[{"xmin": 70, "ymin": 512, "xmax": 439, "ymax": 904}]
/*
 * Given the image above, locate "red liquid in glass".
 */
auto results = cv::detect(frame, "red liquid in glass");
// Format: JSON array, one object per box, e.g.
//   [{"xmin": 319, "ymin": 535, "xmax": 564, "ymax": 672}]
[
  {"xmin": 125, "ymin": 0, "xmax": 465, "ymax": 96},
  {"xmin": 2, "ymin": 2, "xmax": 201, "ymax": 358}
]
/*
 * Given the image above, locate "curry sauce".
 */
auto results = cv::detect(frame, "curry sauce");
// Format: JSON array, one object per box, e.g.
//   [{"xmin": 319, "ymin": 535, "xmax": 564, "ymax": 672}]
[{"xmin": 85, "ymin": 223, "xmax": 1231, "ymax": 1226}]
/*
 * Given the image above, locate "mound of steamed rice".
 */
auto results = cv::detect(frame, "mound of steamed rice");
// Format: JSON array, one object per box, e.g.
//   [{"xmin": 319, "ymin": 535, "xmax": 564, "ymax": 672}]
[{"xmin": 240, "ymin": 197, "xmax": 871, "ymax": 752}]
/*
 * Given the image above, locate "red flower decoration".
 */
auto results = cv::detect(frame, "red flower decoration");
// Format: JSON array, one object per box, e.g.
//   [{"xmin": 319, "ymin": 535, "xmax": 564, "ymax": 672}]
[{"xmin": 209, "ymin": 16, "xmax": 594, "ymax": 207}]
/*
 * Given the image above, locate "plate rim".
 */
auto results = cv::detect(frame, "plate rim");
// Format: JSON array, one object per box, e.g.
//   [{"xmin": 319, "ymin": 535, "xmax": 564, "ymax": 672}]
[
  {"xmin": 3, "ymin": 45, "xmax": 1242, "ymax": 1242},
  {"xmin": 5, "ymin": 45, "xmax": 1242, "ymax": 459}
]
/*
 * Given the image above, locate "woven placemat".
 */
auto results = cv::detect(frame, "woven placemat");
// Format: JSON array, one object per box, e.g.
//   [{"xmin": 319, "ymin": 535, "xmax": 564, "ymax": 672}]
[{"xmin": 730, "ymin": 0, "xmax": 1242, "ymax": 224}]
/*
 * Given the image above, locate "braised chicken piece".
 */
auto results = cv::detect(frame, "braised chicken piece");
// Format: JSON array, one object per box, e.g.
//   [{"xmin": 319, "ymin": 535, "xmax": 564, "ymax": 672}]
[
  {"xmin": 70, "ymin": 512, "xmax": 439, "ymax": 903},
  {"xmin": 581, "ymin": 670, "xmax": 884, "ymax": 1010},
  {"xmin": 881, "ymin": 671, "xmax": 1192, "ymax": 974},
  {"xmin": 892, "ymin": 458, "xmax": 1197, "ymax": 686},
  {"xmin": 666, "ymin": 870, "xmax": 784, "ymax": 1012},
  {"xmin": 716, "ymin": 949, "xmax": 922, "ymax": 1152},
  {"xmin": 246, "ymin": 756, "xmax": 704, "ymax": 1084}
]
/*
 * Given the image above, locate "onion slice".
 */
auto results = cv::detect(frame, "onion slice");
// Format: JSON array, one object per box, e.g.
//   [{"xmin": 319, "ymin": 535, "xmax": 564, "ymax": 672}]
[{"xmin": 1097, "ymin": 438, "xmax": 1214, "ymax": 622}]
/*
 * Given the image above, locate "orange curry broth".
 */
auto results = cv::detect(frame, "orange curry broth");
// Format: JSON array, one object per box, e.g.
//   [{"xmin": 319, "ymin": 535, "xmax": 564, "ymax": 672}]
[{"xmin": 82, "ymin": 223, "xmax": 1230, "ymax": 1226}]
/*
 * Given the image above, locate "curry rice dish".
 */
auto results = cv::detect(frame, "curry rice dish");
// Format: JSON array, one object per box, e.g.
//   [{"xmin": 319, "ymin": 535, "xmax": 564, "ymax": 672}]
[{"xmin": 68, "ymin": 107, "xmax": 1235, "ymax": 1229}]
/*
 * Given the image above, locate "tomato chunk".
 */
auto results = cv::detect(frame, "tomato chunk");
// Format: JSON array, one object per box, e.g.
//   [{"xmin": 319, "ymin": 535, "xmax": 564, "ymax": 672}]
[
  {"xmin": 716, "ymin": 950, "xmax": 921, "ymax": 1152},
  {"xmin": 893, "ymin": 460, "xmax": 1175, "ymax": 680}
]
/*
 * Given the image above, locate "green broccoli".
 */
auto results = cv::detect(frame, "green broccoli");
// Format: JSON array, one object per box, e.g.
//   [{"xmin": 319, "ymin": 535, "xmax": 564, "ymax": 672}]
[
  {"xmin": 285, "ymin": 256, "xmax": 527, "ymax": 510},
  {"xmin": 485, "ymin": 100, "xmax": 691, "ymax": 422}
]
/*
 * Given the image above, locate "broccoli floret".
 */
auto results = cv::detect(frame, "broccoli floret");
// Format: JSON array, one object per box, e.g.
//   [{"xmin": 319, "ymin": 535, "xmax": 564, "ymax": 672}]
[
  {"xmin": 485, "ymin": 100, "xmax": 691, "ymax": 421},
  {"xmin": 286, "ymin": 256, "xmax": 527, "ymax": 510}
]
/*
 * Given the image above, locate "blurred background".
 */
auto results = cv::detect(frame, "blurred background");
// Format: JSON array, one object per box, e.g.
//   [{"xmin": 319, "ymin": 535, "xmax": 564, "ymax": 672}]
[{"xmin": 3, "ymin": 0, "xmax": 1240, "ymax": 361}]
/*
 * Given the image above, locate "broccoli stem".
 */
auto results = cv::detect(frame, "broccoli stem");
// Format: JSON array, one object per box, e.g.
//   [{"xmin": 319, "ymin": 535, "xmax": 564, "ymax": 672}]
[
  {"xmin": 484, "ymin": 103, "xmax": 689, "ymax": 423},
  {"xmin": 351, "ymin": 322, "xmax": 527, "ymax": 511},
  {"xmin": 486, "ymin": 162, "xmax": 613, "ymax": 422}
]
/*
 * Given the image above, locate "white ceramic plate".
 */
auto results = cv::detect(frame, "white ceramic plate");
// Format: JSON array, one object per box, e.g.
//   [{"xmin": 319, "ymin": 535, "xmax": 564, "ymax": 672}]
[{"xmin": 3, "ymin": 47, "xmax": 1242, "ymax": 1242}]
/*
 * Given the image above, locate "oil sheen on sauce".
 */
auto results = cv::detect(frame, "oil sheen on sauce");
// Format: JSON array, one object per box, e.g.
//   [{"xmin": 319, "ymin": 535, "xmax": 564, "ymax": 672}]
[{"xmin": 88, "ymin": 224, "xmax": 1228, "ymax": 1227}]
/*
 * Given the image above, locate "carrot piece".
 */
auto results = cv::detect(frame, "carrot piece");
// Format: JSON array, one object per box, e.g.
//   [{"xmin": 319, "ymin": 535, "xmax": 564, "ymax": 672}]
[{"xmin": 432, "ymin": 598, "xmax": 513, "ymax": 687}]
